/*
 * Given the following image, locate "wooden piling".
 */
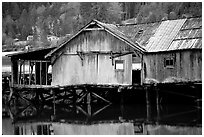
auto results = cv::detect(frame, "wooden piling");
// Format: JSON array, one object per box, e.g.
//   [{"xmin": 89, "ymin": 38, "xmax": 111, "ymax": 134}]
[
  {"xmin": 145, "ymin": 86, "xmax": 151, "ymax": 122},
  {"xmin": 155, "ymin": 87, "xmax": 160, "ymax": 123},
  {"xmin": 52, "ymin": 89, "xmax": 56, "ymax": 116},
  {"xmin": 87, "ymin": 92, "xmax": 91, "ymax": 116},
  {"xmin": 145, "ymin": 87, "xmax": 150, "ymax": 106}
]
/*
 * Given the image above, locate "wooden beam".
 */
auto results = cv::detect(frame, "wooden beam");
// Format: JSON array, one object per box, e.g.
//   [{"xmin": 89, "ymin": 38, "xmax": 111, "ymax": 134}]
[
  {"xmin": 76, "ymin": 93, "xmax": 87, "ymax": 103},
  {"xmin": 92, "ymin": 104, "xmax": 111, "ymax": 116},
  {"xmin": 84, "ymin": 28, "xmax": 104, "ymax": 31},
  {"xmin": 111, "ymin": 52, "xmax": 133, "ymax": 58},
  {"xmin": 173, "ymin": 37, "xmax": 202, "ymax": 41},
  {"xmin": 76, "ymin": 106, "xmax": 89, "ymax": 116},
  {"xmin": 92, "ymin": 92, "xmax": 111, "ymax": 104}
]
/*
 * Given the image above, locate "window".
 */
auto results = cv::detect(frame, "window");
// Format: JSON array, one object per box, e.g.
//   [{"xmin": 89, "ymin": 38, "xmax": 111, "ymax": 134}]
[
  {"xmin": 115, "ymin": 60, "xmax": 124, "ymax": 70},
  {"xmin": 164, "ymin": 57, "xmax": 175, "ymax": 68},
  {"xmin": 132, "ymin": 63, "xmax": 141, "ymax": 70}
]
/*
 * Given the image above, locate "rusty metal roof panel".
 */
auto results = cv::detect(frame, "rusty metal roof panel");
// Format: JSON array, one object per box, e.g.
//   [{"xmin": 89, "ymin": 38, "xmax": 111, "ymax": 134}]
[
  {"xmin": 181, "ymin": 17, "xmax": 202, "ymax": 29},
  {"xmin": 168, "ymin": 38, "xmax": 202, "ymax": 51},
  {"xmin": 190, "ymin": 38, "xmax": 202, "ymax": 49},
  {"xmin": 117, "ymin": 17, "xmax": 201, "ymax": 52},
  {"xmin": 98, "ymin": 21, "xmax": 146, "ymax": 52},
  {"xmin": 145, "ymin": 19, "xmax": 186, "ymax": 52},
  {"xmin": 168, "ymin": 17, "xmax": 202, "ymax": 51},
  {"xmin": 118, "ymin": 22, "xmax": 161, "ymax": 47},
  {"xmin": 175, "ymin": 29, "xmax": 202, "ymax": 40}
]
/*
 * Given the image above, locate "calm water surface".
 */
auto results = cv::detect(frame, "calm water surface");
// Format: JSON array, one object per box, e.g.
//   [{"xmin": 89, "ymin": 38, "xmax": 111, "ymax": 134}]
[{"xmin": 2, "ymin": 102, "xmax": 202, "ymax": 135}]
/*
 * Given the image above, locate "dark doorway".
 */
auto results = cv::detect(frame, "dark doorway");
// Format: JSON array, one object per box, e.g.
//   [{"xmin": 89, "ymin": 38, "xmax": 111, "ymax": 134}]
[{"xmin": 132, "ymin": 69, "xmax": 141, "ymax": 84}]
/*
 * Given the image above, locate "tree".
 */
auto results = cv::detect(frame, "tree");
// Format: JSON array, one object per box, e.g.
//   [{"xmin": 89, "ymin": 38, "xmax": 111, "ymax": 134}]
[
  {"xmin": 17, "ymin": 9, "xmax": 31, "ymax": 40},
  {"xmin": 11, "ymin": 2, "xmax": 21, "ymax": 20},
  {"xmin": 4, "ymin": 15, "xmax": 15, "ymax": 38}
]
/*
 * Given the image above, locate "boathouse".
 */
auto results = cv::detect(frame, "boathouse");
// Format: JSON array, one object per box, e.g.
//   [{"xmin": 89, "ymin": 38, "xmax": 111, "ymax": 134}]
[
  {"xmin": 119, "ymin": 17, "xmax": 202, "ymax": 83},
  {"xmin": 45, "ymin": 20, "xmax": 146, "ymax": 86},
  {"xmin": 6, "ymin": 18, "xmax": 202, "ymax": 124}
]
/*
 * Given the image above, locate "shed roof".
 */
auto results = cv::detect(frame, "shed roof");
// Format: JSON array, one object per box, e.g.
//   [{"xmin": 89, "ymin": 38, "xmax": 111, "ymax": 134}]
[
  {"xmin": 6, "ymin": 47, "xmax": 56, "ymax": 60},
  {"xmin": 119, "ymin": 17, "xmax": 202, "ymax": 52},
  {"xmin": 168, "ymin": 17, "xmax": 202, "ymax": 51},
  {"xmin": 45, "ymin": 19, "xmax": 146, "ymax": 58}
]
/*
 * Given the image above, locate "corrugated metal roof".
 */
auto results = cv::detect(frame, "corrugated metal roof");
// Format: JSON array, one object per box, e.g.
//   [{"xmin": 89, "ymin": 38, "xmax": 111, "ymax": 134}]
[
  {"xmin": 119, "ymin": 17, "xmax": 202, "ymax": 52},
  {"xmin": 145, "ymin": 19, "xmax": 187, "ymax": 52},
  {"xmin": 118, "ymin": 22, "xmax": 161, "ymax": 47},
  {"xmin": 168, "ymin": 17, "xmax": 202, "ymax": 51}
]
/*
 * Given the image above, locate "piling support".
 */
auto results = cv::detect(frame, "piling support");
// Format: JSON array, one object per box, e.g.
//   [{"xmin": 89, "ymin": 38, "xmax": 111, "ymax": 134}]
[
  {"xmin": 87, "ymin": 92, "xmax": 91, "ymax": 116},
  {"xmin": 51, "ymin": 89, "xmax": 56, "ymax": 121},
  {"xmin": 120, "ymin": 89, "xmax": 124, "ymax": 121},
  {"xmin": 155, "ymin": 87, "xmax": 160, "ymax": 123},
  {"xmin": 145, "ymin": 86, "xmax": 151, "ymax": 122}
]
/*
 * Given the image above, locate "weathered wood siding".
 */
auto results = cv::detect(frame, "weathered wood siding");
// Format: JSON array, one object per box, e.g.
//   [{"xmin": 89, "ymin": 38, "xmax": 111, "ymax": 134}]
[
  {"xmin": 52, "ymin": 30, "xmax": 134, "ymax": 86},
  {"xmin": 143, "ymin": 50, "xmax": 202, "ymax": 82}
]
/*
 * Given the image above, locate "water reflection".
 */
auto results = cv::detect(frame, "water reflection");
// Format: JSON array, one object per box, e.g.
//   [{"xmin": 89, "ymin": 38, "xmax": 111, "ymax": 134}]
[
  {"xmin": 2, "ymin": 97, "xmax": 202, "ymax": 135},
  {"xmin": 6, "ymin": 100, "xmax": 201, "ymax": 125}
]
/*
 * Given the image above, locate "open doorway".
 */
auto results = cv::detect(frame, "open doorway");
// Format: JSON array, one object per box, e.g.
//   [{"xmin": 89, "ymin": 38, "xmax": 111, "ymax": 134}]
[{"xmin": 132, "ymin": 57, "xmax": 141, "ymax": 85}]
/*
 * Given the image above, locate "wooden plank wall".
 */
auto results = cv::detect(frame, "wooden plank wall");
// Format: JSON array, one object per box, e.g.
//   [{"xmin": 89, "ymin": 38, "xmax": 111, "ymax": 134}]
[
  {"xmin": 52, "ymin": 30, "xmax": 134, "ymax": 86},
  {"xmin": 143, "ymin": 50, "xmax": 202, "ymax": 82}
]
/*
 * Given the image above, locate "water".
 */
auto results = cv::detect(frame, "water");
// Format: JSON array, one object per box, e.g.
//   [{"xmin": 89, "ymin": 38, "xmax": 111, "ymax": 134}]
[
  {"xmin": 2, "ymin": 102, "xmax": 202, "ymax": 135},
  {"xmin": 2, "ymin": 82, "xmax": 202, "ymax": 135}
]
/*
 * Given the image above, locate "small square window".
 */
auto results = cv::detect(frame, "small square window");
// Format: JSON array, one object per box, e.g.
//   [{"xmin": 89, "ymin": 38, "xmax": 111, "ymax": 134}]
[
  {"xmin": 132, "ymin": 63, "xmax": 141, "ymax": 70},
  {"xmin": 115, "ymin": 60, "xmax": 124, "ymax": 70},
  {"xmin": 164, "ymin": 58, "xmax": 174, "ymax": 68}
]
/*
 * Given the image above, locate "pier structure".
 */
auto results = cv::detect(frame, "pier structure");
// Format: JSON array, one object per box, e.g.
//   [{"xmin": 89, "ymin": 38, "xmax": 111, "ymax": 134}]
[{"xmin": 5, "ymin": 18, "xmax": 202, "ymax": 125}]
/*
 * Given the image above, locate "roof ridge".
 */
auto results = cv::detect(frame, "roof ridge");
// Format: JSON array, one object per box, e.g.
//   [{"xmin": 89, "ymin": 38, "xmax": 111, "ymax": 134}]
[
  {"xmin": 45, "ymin": 19, "xmax": 146, "ymax": 58},
  {"xmin": 120, "ymin": 16, "xmax": 202, "ymax": 26}
]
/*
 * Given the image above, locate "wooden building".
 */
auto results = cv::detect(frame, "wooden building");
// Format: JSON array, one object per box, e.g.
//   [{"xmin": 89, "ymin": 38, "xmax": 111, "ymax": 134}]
[
  {"xmin": 45, "ymin": 20, "xmax": 146, "ymax": 86},
  {"xmin": 119, "ymin": 17, "xmax": 202, "ymax": 83},
  {"xmin": 6, "ymin": 18, "xmax": 202, "ymax": 125}
]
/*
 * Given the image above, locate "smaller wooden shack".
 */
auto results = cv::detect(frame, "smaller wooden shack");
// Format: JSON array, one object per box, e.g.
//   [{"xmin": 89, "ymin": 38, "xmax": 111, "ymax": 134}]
[
  {"xmin": 119, "ymin": 17, "xmax": 202, "ymax": 83},
  {"xmin": 7, "ymin": 47, "xmax": 55, "ymax": 87},
  {"xmin": 45, "ymin": 19, "xmax": 146, "ymax": 86},
  {"xmin": 143, "ymin": 17, "xmax": 202, "ymax": 83}
]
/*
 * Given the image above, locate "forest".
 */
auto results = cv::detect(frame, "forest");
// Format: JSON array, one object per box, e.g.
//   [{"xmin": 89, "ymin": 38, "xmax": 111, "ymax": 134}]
[{"xmin": 2, "ymin": 2, "xmax": 202, "ymax": 51}]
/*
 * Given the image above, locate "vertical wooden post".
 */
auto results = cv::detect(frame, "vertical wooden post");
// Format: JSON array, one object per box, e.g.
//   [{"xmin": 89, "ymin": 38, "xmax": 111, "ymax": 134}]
[
  {"xmin": 40, "ymin": 61, "xmax": 42, "ymax": 85},
  {"xmin": 45, "ymin": 62, "xmax": 48, "ymax": 85},
  {"xmin": 51, "ymin": 89, "xmax": 56, "ymax": 117},
  {"xmin": 17, "ymin": 61, "xmax": 20, "ymax": 84},
  {"xmin": 29, "ymin": 61, "xmax": 31, "ymax": 85},
  {"xmin": 120, "ymin": 89, "xmax": 124, "ymax": 120},
  {"xmin": 35, "ymin": 62, "xmax": 37, "ymax": 85},
  {"xmin": 156, "ymin": 87, "xmax": 160, "ymax": 123},
  {"xmin": 145, "ymin": 86, "xmax": 151, "ymax": 122},
  {"xmin": 23, "ymin": 61, "xmax": 25, "ymax": 85},
  {"xmin": 145, "ymin": 87, "xmax": 150, "ymax": 106},
  {"xmin": 87, "ymin": 91, "xmax": 91, "ymax": 116},
  {"xmin": 140, "ymin": 54, "xmax": 144, "ymax": 85},
  {"xmin": 72, "ymin": 89, "xmax": 77, "ymax": 114},
  {"xmin": 11, "ymin": 58, "xmax": 18, "ymax": 86},
  {"xmin": 53, "ymin": 90, "xmax": 56, "ymax": 116},
  {"xmin": 19, "ymin": 62, "xmax": 22, "ymax": 85}
]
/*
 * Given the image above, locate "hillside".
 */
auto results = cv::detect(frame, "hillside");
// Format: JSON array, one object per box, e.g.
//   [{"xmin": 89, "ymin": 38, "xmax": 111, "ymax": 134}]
[{"xmin": 2, "ymin": 2, "xmax": 202, "ymax": 51}]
